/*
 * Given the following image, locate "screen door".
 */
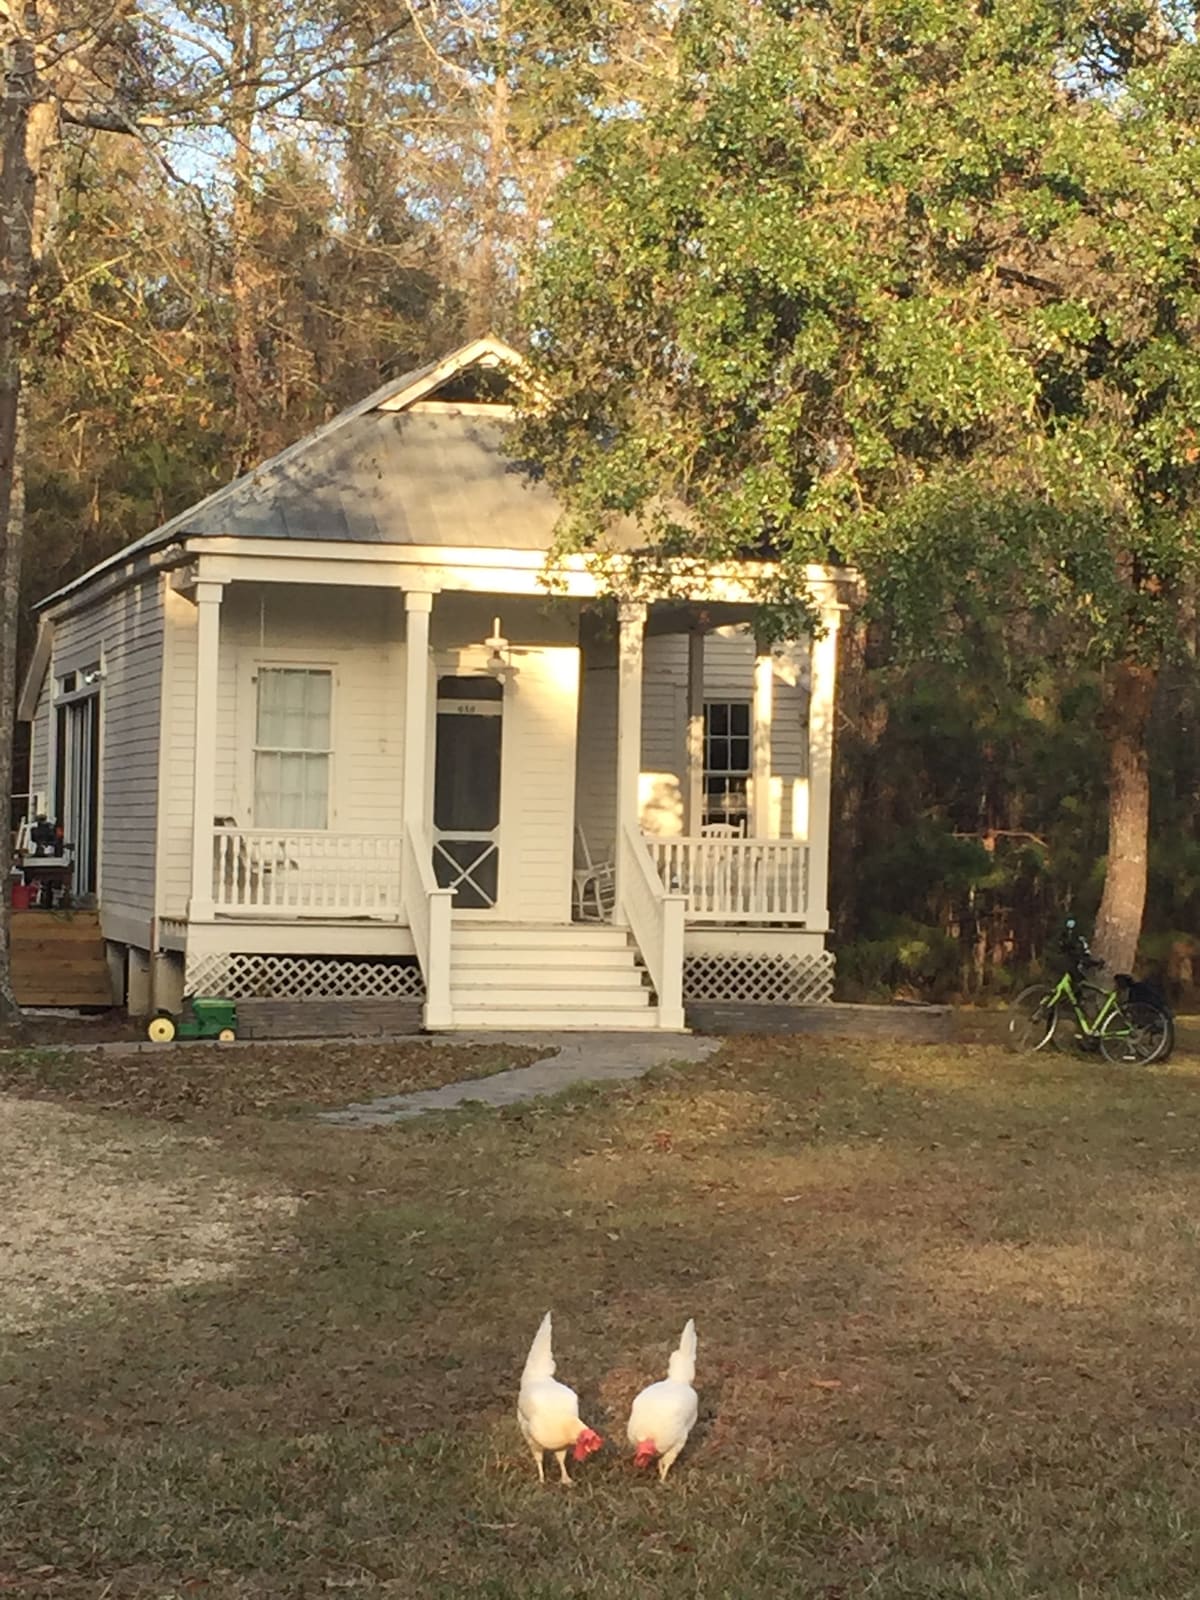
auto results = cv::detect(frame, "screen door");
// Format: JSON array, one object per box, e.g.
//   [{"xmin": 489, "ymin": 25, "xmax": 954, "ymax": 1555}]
[{"xmin": 433, "ymin": 675, "xmax": 503, "ymax": 910}]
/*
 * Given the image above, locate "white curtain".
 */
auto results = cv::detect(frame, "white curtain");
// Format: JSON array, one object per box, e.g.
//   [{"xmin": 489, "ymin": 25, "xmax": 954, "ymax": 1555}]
[{"xmin": 254, "ymin": 669, "xmax": 331, "ymax": 828}]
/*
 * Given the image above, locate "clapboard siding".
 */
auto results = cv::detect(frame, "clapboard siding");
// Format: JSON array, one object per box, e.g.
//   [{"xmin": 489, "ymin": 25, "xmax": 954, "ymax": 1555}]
[
  {"xmin": 33, "ymin": 577, "xmax": 166, "ymax": 932},
  {"xmin": 160, "ymin": 584, "xmax": 198, "ymax": 917},
  {"xmin": 101, "ymin": 579, "xmax": 165, "ymax": 922},
  {"xmin": 499, "ymin": 646, "xmax": 579, "ymax": 921},
  {"xmin": 29, "ymin": 674, "xmax": 50, "ymax": 803},
  {"xmin": 574, "ymin": 662, "xmax": 617, "ymax": 871}
]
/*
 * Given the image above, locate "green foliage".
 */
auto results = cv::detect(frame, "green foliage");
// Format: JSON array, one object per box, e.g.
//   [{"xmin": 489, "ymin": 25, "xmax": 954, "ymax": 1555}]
[
  {"xmin": 837, "ymin": 917, "xmax": 963, "ymax": 1000},
  {"xmin": 518, "ymin": 0, "xmax": 1200, "ymax": 670}
]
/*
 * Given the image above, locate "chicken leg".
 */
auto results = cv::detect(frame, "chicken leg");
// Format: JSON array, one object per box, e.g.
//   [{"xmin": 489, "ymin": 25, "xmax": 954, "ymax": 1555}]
[{"xmin": 554, "ymin": 1449, "xmax": 573, "ymax": 1486}]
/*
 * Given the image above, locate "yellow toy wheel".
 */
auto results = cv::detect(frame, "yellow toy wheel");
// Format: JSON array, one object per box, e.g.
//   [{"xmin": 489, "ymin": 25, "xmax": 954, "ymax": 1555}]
[
  {"xmin": 217, "ymin": 1028, "xmax": 236, "ymax": 1043},
  {"xmin": 147, "ymin": 1016, "xmax": 176, "ymax": 1043}
]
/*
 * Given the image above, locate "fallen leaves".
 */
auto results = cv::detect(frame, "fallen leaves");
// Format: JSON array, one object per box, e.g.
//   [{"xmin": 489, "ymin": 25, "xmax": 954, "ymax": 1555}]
[{"xmin": 0, "ymin": 1041, "xmax": 542, "ymax": 1121}]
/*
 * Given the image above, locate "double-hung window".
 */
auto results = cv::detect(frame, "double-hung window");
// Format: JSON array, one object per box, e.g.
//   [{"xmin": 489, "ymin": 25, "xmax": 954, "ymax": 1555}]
[
  {"xmin": 703, "ymin": 701, "xmax": 751, "ymax": 829},
  {"xmin": 253, "ymin": 667, "xmax": 332, "ymax": 829}
]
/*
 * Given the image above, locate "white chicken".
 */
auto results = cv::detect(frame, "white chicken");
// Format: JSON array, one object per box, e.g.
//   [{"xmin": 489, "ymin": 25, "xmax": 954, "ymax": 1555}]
[
  {"xmin": 517, "ymin": 1312, "xmax": 604, "ymax": 1485},
  {"xmin": 627, "ymin": 1318, "xmax": 698, "ymax": 1481}
]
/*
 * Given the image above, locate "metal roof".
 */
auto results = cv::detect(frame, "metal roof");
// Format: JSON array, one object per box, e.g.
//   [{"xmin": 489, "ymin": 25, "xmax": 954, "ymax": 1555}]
[
  {"xmin": 174, "ymin": 411, "xmax": 574, "ymax": 548},
  {"xmin": 38, "ymin": 337, "xmax": 647, "ymax": 609}
]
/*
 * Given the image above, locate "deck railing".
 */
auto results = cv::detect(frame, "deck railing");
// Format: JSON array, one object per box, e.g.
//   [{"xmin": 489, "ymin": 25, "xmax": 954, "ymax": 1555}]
[
  {"xmin": 644, "ymin": 836, "xmax": 810, "ymax": 923},
  {"xmin": 619, "ymin": 824, "xmax": 686, "ymax": 1028},
  {"xmin": 212, "ymin": 827, "xmax": 403, "ymax": 917}
]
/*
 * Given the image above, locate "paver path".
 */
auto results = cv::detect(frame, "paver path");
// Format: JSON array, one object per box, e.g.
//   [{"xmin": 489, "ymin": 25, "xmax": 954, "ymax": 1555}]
[{"xmin": 318, "ymin": 1031, "xmax": 719, "ymax": 1126}]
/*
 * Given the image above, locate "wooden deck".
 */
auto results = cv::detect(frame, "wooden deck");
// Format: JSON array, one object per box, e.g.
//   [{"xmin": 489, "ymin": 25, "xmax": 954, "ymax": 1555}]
[{"xmin": 11, "ymin": 910, "xmax": 114, "ymax": 1008}]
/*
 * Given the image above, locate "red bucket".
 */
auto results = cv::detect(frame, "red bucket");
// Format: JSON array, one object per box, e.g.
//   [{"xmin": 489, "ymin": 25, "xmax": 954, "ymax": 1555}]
[{"xmin": 10, "ymin": 882, "xmax": 34, "ymax": 911}]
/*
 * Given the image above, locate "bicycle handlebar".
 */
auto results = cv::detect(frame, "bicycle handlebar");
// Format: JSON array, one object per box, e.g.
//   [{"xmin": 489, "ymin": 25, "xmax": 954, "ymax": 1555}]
[{"xmin": 1060, "ymin": 919, "xmax": 1103, "ymax": 971}]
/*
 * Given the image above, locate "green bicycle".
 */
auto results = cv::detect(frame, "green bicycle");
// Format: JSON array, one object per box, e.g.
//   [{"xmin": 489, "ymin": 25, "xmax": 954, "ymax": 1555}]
[{"xmin": 1008, "ymin": 919, "xmax": 1174, "ymax": 1065}]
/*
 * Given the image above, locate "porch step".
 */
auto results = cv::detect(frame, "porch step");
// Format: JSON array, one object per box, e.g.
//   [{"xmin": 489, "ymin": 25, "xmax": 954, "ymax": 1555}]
[
  {"xmin": 452, "ymin": 923, "xmax": 628, "ymax": 949},
  {"xmin": 450, "ymin": 961, "xmax": 645, "ymax": 989},
  {"xmin": 446, "ymin": 920, "xmax": 658, "ymax": 1028},
  {"xmin": 450, "ymin": 1005, "xmax": 663, "ymax": 1030},
  {"xmin": 453, "ymin": 944, "xmax": 634, "ymax": 971},
  {"xmin": 451, "ymin": 981, "xmax": 650, "ymax": 1009}
]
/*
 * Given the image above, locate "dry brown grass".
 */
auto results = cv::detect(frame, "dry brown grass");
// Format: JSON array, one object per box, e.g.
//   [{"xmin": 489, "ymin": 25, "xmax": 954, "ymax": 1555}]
[{"xmin": 3, "ymin": 1035, "xmax": 1200, "ymax": 1597}]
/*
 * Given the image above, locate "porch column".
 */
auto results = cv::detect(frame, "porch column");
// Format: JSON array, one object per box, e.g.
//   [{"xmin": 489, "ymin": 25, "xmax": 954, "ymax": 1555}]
[
  {"xmin": 805, "ymin": 602, "xmax": 842, "ymax": 932},
  {"xmin": 752, "ymin": 639, "xmax": 774, "ymax": 837},
  {"xmin": 614, "ymin": 598, "xmax": 647, "ymax": 924},
  {"xmin": 403, "ymin": 591, "xmax": 434, "ymax": 830},
  {"xmin": 188, "ymin": 580, "xmax": 224, "ymax": 921},
  {"xmin": 684, "ymin": 625, "xmax": 705, "ymax": 835}
]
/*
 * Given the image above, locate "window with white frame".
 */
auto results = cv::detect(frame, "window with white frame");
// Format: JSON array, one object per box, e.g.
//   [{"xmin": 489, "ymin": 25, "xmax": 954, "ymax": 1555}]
[
  {"xmin": 253, "ymin": 667, "xmax": 332, "ymax": 828},
  {"xmin": 703, "ymin": 701, "xmax": 751, "ymax": 829}
]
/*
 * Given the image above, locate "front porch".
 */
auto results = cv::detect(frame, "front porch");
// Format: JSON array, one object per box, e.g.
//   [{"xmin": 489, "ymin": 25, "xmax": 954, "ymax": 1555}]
[{"xmin": 168, "ymin": 549, "xmax": 843, "ymax": 1030}]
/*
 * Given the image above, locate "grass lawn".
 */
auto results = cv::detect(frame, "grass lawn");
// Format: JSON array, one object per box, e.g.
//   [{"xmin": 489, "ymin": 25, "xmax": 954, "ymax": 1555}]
[{"xmin": 3, "ymin": 1035, "xmax": 1200, "ymax": 1597}]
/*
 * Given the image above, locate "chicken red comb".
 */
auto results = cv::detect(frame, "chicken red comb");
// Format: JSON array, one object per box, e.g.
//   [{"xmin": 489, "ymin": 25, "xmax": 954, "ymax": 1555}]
[{"xmin": 572, "ymin": 1427, "xmax": 604, "ymax": 1460}]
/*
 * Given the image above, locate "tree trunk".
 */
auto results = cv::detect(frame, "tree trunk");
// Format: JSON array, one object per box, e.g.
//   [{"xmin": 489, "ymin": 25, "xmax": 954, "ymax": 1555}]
[
  {"xmin": 469, "ymin": 0, "xmax": 510, "ymax": 336},
  {"xmin": 229, "ymin": 2, "xmax": 264, "ymax": 471},
  {"xmin": 1093, "ymin": 659, "xmax": 1158, "ymax": 973},
  {"xmin": 0, "ymin": 18, "xmax": 39, "ymax": 1020}
]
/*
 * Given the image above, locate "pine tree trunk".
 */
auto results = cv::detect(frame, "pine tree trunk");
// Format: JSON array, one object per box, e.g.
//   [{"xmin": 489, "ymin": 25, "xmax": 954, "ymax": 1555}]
[
  {"xmin": 1093, "ymin": 659, "xmax": 1157, "ymax": 973},
  {"xmin": 0, "ymin": 20, "xmax": 39, "ymax": 1021}
]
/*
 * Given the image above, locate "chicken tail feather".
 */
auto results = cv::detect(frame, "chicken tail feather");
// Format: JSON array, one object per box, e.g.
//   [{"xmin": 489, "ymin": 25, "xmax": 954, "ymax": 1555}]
[
  {"xmin": 522, "ymin": 1312, "xmax": 556, "ymax": 1383},
  {"xmin": 667, "ymin": 1317, "xmax": 697, "ymax": 1384}
]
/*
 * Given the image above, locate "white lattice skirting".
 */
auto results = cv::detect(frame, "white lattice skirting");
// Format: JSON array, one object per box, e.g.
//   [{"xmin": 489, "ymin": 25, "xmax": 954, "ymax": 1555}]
[
  {"xmin": 683, "ymin": 951, "xmax": 836, "ymax": 1005},
  {"xmin": 186, "ymin": 952, "xmax": 427, "ymax": 1002}
]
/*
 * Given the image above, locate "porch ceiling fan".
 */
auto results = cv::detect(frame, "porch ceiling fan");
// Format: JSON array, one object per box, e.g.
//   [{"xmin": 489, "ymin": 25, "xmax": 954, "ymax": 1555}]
[{"xmin": 483, "ymin": 616, "xmax": 520, "ymax": 683}]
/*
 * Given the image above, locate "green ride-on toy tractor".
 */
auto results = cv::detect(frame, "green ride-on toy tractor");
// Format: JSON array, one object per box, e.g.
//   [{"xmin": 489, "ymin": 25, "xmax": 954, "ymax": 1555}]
[{"xmin": 147, "ymin": 996, "xmax": 238, "ymax": 1044}]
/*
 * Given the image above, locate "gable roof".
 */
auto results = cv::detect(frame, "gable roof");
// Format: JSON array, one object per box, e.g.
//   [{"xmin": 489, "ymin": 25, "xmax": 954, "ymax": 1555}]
[{"xmin": 40, "ymin": 336, "xmax": 639, "ymax": 609}]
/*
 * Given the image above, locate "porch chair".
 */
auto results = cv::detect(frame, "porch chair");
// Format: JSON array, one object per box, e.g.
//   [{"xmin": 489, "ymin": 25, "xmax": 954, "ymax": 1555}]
[
  {"xmin": 573, "ymin": 826, "xmax": 616, "ymax": 921},
  {"xmin": 699, "ymin": 819, "xmax": 745, "ymax": 907},
  {"xmin": 212, "ymin": 816, "xmax": 298, "ymax": 904}
]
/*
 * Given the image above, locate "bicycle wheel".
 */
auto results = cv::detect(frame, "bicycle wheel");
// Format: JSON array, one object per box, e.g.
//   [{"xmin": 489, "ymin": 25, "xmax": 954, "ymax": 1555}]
[
  {"xmin": 1008, "ymin": 985, "xmax": 1059, "ymax": 1052},
  {"xmin": 1099, "ymin": 1000, "xmax": 1173, "ymax": 1065}
]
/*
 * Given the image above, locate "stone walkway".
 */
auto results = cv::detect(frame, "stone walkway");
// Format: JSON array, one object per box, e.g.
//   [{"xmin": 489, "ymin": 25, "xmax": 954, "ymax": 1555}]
[{"xmin": 318, "ymin": 1031, "xmax": 720, "ymax": 1127}]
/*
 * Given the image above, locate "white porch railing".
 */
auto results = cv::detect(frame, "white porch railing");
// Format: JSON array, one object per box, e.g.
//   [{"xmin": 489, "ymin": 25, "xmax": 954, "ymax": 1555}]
[
  {"xmin": 644, "ymin": 836, "xmax": 810, "ymax": 923},
  {"xmin": 619, "ymin": 823, "xmax": 686, "ymax": 1029},
  {"xmin": 402, "ymin": 823, "xmax": 454, "ymax": 1028},
  {"xmin": 212, "ymin": 827, "xmax": 403, "ymax": 917}
]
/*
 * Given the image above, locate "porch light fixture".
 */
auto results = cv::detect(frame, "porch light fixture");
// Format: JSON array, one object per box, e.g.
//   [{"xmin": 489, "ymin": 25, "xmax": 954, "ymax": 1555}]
[{"xmin": 484, "ymin": 616, "xmax": 519, "ymax": 682}]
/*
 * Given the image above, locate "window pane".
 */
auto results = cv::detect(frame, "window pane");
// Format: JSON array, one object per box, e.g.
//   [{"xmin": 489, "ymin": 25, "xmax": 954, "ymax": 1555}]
[
  {"xmin": 730, "ymin": 735, "xmax": 751, "ymax": 772},
  {"xmin": 257, "ymin": 669, "xmax": 330, "ymax": 751},
  {"xmin": 730, "ymin": 703, "xmax": 751, "ymax": 736},
  {"xmin": 707, "ymin": 703, "xmax": 728, "ymax": 734},
  {"xmin": 255, "ymin": 751, "xmax": 328, "ymax": 828}
]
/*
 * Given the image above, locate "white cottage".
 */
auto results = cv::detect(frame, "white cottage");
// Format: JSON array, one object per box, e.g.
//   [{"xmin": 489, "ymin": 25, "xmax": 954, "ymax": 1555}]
[{"xmin": 19, "ymin": 338, "xmax": 850, "ymax": 1031}]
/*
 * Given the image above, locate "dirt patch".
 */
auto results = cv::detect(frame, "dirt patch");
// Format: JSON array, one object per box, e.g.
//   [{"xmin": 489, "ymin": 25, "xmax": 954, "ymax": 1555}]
[
  {"xmin": 0, "ymin": 1096, "xmax": 299, "ymax": 1336},
  {"xmin": 0, "ymin": 1039, "xmax": 543, "ymax": 1120}
]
